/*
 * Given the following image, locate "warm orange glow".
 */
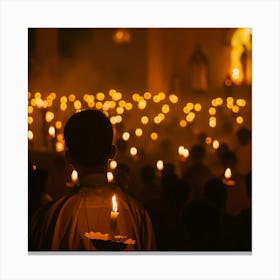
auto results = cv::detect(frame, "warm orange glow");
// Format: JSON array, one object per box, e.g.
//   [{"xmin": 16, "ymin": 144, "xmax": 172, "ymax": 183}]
[
  {"xmin": 109, "ymin": 89, "xmax": 117, "ymax": 97},
  {"xmin": 55, "ymin": 121, "xmax": 62, "ymax": 129},
  {"xmin": 212, "ymin": 140, "xmax": 219, "ymax": 150},
  {"xmin": 28, "ymin": 106, "xmax": 33, "ymax": 114},
  {"xmin": 68, "ymin": 94, "xmax": 76, "ymax": 102},
  {"xmin": 28, "ymin": 116, "xmax": 33, "ymax": 125},
  {"xmin": 130, "ymin": 147, "xmax": 137, "ymax": 156},
  {"xmin": 141, "ymin": 116, "xmax": 149, "ymax": 125},
  {"xmin": 119, "ymin": 100, "xmax": 126, "ymax": 107},
  {"xmin": 216, "ymin": 98, "xmax": 223, "ymax": 106},
  {"xmin": 48, "ymin": 126, "xmax": 55, "ymax": 137},
  {"xmin": 60, "ymin": 96, "xmax": 67, "ymax": 103},
  {"xmin": 153, "ymin": 95, "xmax": 161, "ymax": 103},
  {"xmin": 182, "ymin": 149, "xmax": 189, "ymax": 158},
  {"xmin": 236, "ymin": 99, "xmax": 246, "ymax": 107},
  {"xmin": 45, "ymin": 111, "xmax": 54, "ymax": 122},
  {"xmin": 115, "ymin": 115, "xmax": 122, "ymax": 123},
  {"xmin": 34, "ymin": 92, "xmax": 41, "ymax": 99},
  {"xmin": 122, "ymin": 132, "xmax": 130, "ymax": 141},
  {"xmin": 183, "ymin": 106, "xmax": 190, "ymax": 114},
  {"xmin": 112, "ymin": 92, "xmax": 122, "ymax": 101},
  {"xmin": 88, "ymin": 100, "xmax": 95, "ymax": 108},
  {"xmin": 28, "ymin": 130, "xmax": 33, "ymax": 140},
  {"xmin": 74, "ymin": 100, "xmax": 81, "ymax": 110},
  {"xmin": 231, "ymin": 68, "xmax": 240, "ymax": 81},
  {"xmin": 138, "ymin": 99, "xmax": 147, "ymax": 110},
  {"xmin": 209, "ymin": 107, "xmax": 216, "ymax": 115},
  {"xmin": 28, "ymin": 92, "xmax": 31, "ymax": 99},
  {"xmin": 96, "ymin": 92, "xmax": 105, "ymax": 101},
  {"xmin": 36, "ymin": 98, "xmax": 44, "ymax": 108},
  {"xmin": 107, "ymin": 172, "xmax": 114, "ymax": 183},
  {"xmin": 224, "ymin": 168, "xmax": 232, "ymax": 179},
  {"xmin": 49, "ymin": 92, "xmax": 56, "ymax": 100},
  {"xmin": 159, "ymin": 92, "xmax": 166, "ymax": 101},
  {"xmin": 209, "ymin": 117, "xmax": 216, "ymax": 127},
  {"xmin": 178, "ymin": 146, "xmax": 185, "ymax": 155},
  {"xmin": 232, "ymin": 105, "xmax": 239, "ymax": 113},
  {"xmin": 211, "ymin": 99, "xmax": 218, "ymax": 107},
  {"xmin": 112, "ymin": 194, "xmax": 118, "ymax": 212},
  {"xmin": 162, "ymin": 104, "xmax": 170, "ymax": 114},
  {"xmin": 236, "ymin": 116, "xmax": 244, "ymax": 124},
  {"xmin": 169, "ymin": 94, "xmax": 178, "ymax": 103},
  {"xmin": 179, "ymin": 120, "xmax": 187, "ymax": 128},
  {"xmin": 157, "ymin": 160, "xmax": 164, "ymax": 171},
  {"xmin": 125, "ymin": 102, "xmax": 133, "ymax": 110},
  {"xmin": 109, "ymin": 101, "xmax": 116, "ymax": 109},
  {"xmin": 194, "ymin": 103, "xmax": 202, "ymax": 112},
  {"xmin": 57, "ymin": 133, "xmax": 63, "ymax": 141},
  {"xmin": 116, "ymin": 107, "xmax": 124, "ymax": 114},
  {"xmin": 60, "ymin": 103, "xmax": 67, "ymax": 111},
  {"xmin": 71, "ymin": 170, "xmax": 78, "ymax": 183},
  {"xmin": 186, "ymin": 112, "xmax": 195, "ymax": 122},
  {"xmin": 95, "ymin": 101, "xmax": 103, "ymax": 110},
  {"xmin": 186, "ymin": 103, "xmax": 194, "ymax": 110},
  {"xmin": 31, "ymin": 99, "xmax": 36, "ymax": 106},
  {"xmin": 154, "ymin": 116, "xmax": 162, "ymax": 124},
  {"xmin": 144, "ymin": 92, "xmax": 152, "ymax": 100},
  {"xmin": 151, "ymin": 132, "xmax": 158, "ymax": 140},
  {"xmin": 135, "ymin": 128, "xmax": 143, "ymax": 137},
  {"xmin": 205, "ymin": 137, "xmax": 212, "ymax": 145},
  {"xmin": 132, "ymin": 93, "xmax": 141, "ymax": 102},
  {"xmin": 56, "ymin": 142, "xmax": 64, "ymax": 152},
  {"xmin": 109, "ymin": 160, "xmax": 117, "ymax": 170},
  {"xmin": 110, "ymin": 116, "xmax": 117, "ymax": 124}
]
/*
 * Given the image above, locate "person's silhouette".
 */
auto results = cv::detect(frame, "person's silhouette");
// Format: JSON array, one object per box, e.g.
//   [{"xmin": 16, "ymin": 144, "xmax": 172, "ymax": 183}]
[{"xmin": 29, "ymin": 109, "xmax": 156, "ymax": 251}]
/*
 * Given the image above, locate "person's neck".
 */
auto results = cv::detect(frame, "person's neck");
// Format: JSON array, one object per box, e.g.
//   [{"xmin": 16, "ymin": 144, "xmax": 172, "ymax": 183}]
[{"xmin": 75, "ymin": 163, "xmax": 107, "ymax": 178}]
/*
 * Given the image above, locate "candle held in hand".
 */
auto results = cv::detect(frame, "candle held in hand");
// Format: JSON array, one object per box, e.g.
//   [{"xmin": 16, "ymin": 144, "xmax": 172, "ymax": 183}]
[{"xmin": 109, "ymin": 194, "xmax": 119, "ymax": 240}]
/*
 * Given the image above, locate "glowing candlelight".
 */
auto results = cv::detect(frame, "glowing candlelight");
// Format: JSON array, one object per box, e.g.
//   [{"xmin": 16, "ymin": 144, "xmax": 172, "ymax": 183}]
[
  {"xmin": 71, "ymin": 170, "xmax": 78, "ymax": 184},
  {"xmin": 130, "ymin": 147, "xmax": 137, "ymax": 156},
  {"xmin": 107, "ymin": 171, "xmax": 114, "ymax": 182},
  {"xmin": 224, "ymin": 168, "xmax": 231, "ymax": 179},
  {"xmin": 157, "ymin": 160, "xmax": 164, "ymax": 171},
  {"xmin": 109, "ymin": 160, "xmax": 117, "ymax": 170},
  {"xmin": 48, "ymin": 126, "xmax": 55, "ymax": 138},
  {"xmin": 109, "ymin": 194, "xmax": 119, "ymax": 240},
  {"xmin": 223, "ymin": 168, "xmax": 236, "ymax": 186}
]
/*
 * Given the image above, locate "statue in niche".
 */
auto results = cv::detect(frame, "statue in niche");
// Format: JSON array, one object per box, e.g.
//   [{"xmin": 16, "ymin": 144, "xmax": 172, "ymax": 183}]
[{"xmin": 189, "ymin": 45, "xmax": 209, "ymax": 93}]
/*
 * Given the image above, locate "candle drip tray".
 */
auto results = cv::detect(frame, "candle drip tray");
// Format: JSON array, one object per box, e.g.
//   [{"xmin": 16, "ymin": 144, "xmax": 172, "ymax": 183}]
[{"xmin": 84, "ymin": 231, "xmax": 136, "ymax": 251}]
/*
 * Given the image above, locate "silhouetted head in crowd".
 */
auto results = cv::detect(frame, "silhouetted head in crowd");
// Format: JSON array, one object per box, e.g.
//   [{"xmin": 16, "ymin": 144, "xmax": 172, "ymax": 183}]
[
  {"xmin": 221, "ymin": 150, "xmax": 237, "ymax": 169},
  {"xmin": 189, "ymin": 144, "xmax": 206, "ymax": 163},
  {"xmin": 204, "ymin": 178, "xmax": 227, "ymax": 211},
  {"xmin": 140, "ymin": 165, "xmax": 156, "ymax": 185},
  {"xmin": 216, "ymin": 142, "xmax": 230, "ymax": 160},
  {"xmin": 237, "ymin": 127, "xmax": 251, "ymax": 146},
  {"xmin": 64, "ymin": 110, "xmax": 116, "ymax": 175}
]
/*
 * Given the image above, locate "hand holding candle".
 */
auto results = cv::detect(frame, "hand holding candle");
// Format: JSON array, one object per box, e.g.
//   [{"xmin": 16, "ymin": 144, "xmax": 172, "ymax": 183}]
[{"xmin": 109, "ymin": 194, "xmax": 119, "ymax": 240}]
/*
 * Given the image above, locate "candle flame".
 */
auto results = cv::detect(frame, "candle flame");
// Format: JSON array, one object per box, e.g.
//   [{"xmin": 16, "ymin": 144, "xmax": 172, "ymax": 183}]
[
  {"xmin": 224, "ymin": 168, "xmax": 232, "ymax": 179},
  {"xmin": 112, "ymin": 194, "xmax": 118, "ymax": 212},
  {"xmin": 71, "ymin": 170, "xmax": 78, "ymax": 183}
]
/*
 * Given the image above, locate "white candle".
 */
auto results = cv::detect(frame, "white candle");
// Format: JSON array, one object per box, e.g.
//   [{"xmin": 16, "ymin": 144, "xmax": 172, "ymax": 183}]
[{"xmin": 109, "ymin": 194, "xmax": 119, "ymax": 240}]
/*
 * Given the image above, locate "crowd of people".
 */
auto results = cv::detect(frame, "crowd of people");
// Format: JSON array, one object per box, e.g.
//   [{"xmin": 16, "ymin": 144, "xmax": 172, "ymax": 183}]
[{"xmin": 28, "ymin": 109, "xmax": 252, "ymax": 252}]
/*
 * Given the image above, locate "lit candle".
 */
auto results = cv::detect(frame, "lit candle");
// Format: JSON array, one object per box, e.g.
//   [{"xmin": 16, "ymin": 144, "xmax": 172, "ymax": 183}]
[
  {"xmin": 157, "ymin": 160, "xmax": 164, "ymax": 171},
  {"xmin": 71, "ymin": 170, "xmax": 78, "ymax": 184},
  {"xmin": 223, "ymin": 168, "xmax": 236, "ymax": 186},
  {"xmin": 109, "ymin": 194, "xmax": 119, "ymax": 240}
]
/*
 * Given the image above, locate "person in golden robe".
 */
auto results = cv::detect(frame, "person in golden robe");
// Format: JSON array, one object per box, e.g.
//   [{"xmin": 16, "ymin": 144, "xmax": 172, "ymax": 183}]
[{"xmin": 29, "ymin": 109, "xmax": 156, "ymax": 251}]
